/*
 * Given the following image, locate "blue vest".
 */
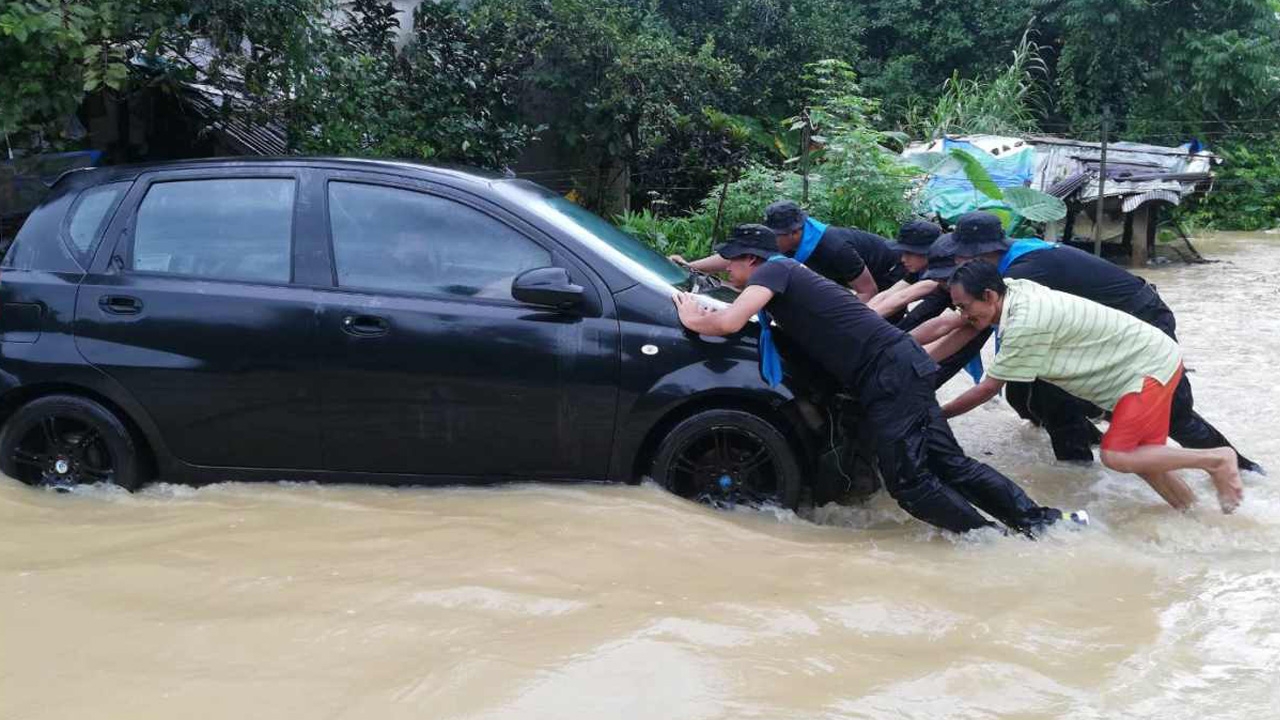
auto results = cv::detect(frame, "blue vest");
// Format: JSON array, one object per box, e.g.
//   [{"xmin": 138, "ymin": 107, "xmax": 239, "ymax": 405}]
[
  {"xmin": 792, "ymin": 217, "xmax": 827, "ymax": 264},
  {"xmin": 756, "ymin": 255, "xmax": 789, "ymax": 387},
  {"xmin": 998, "ymin": 238, "xmax": 1058, "ymax": 275}
]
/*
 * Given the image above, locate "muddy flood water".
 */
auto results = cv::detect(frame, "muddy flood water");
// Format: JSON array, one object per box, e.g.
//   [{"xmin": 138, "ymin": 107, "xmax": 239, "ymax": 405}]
[{"xmin": 2, "ymin": 234, "xmax": 1278, "ymax": 720}]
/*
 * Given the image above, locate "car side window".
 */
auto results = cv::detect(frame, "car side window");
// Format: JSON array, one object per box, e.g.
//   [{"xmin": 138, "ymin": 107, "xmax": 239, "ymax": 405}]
[
  {"xmin": 132, "ymin": 178, "xmax": 294, "ymax": 284},
  {"xmin": 66, "ymin": 181, "xmax": 130, "ymax": 259},
  {"xmin": 327, "ymin": 181, "xmax": 550, "ymax": 300}
]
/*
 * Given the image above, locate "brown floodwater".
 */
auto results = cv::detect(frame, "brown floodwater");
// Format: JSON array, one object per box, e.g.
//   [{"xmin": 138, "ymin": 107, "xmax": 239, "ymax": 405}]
[{"xmin": 2, "ymin": 234, "xmax": 1277, "ymax": 720}]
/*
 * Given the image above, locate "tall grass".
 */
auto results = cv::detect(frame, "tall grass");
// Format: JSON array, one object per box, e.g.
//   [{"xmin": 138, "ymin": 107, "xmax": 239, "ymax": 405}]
[{"xmin": 908, "ymin": 28, "xmax": 1048, "ymax": 139}]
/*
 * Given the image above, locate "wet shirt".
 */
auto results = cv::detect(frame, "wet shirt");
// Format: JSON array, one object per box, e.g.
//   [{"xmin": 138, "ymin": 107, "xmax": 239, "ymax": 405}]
[
  {"xmin": 821, "ymin": 226, "xmax": 902, "ymax": 291},
  {"xmin": 988, "ymin": 279, "xmax": 1181, "ymax": 410},
  {"xmin": 794, "ymin": 229, "xmax": 865, "ymax": 287},
  {"xmin": 749, "ymin": 258, "xmax": 905, "ymax": 386},
  {"xmin": 1004, "ymin": 244, "xmax": 1152, "ymax": 314}
]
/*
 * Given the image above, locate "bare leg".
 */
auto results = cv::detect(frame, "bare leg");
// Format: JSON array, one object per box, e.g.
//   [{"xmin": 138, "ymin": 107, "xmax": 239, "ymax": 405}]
[
  {"xmin": 1102, "ymin": 445, "xmax": 1241, "ymax": 513},
  {"xmin": 1138, "ymin": 471, "xmax": 1196, "ymax": 511}
]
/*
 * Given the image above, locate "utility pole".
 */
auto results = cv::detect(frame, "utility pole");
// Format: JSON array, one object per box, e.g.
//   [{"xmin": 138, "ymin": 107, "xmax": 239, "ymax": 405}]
[{"xmin": 1093, "ymin": 105, "xmax": 1111, "ymax": 257}]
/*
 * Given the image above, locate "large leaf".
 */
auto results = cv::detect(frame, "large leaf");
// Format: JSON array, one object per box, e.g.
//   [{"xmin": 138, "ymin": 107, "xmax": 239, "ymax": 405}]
[
  {"xmin": 905, "ymin": 151, "xmax": 948, "ymax": 173},
  {"xmin": 1004, "ymin": 187, "xmax": 1068, "ymax": 222},
  {"xmin": 947, "ymin": 147, "xmax": 1003, "ymax": 200}
]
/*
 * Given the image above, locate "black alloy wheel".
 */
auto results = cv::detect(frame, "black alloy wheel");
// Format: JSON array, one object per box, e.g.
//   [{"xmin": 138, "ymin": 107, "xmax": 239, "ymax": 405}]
[
  {"xmin": 0, "ymin": 395, "xmax": 143, "ymax": 491},
  {"xmin": 651, "ymin": 409, "xmax": 802, "ymax": 510}
]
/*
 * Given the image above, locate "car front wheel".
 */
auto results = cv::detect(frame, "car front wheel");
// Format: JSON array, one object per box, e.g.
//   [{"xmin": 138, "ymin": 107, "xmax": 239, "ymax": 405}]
[
  {"xmin": 0, "ymin": 395, "xmax": 144, "ymax": 491},
  {"xmin": 650, "ymin": 409, "xmax": 802, "ymax": 510}
]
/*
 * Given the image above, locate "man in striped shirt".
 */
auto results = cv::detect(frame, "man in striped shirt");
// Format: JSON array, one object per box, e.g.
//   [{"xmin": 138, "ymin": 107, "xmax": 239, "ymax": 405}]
[{"xmin": 940, "ymin": 261, "xmax": 1243, "ymax": 513}]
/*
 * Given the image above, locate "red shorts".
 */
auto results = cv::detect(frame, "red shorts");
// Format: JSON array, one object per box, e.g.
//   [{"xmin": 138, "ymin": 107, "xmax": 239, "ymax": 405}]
[{"xmin": 1101, "ymin": 365, "xmax": 1184, "ymax": 452}]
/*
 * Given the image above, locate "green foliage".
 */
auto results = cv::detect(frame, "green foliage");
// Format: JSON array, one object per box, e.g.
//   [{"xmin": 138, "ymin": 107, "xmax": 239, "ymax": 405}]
[
  {"xmin": 622, "ymin": 63, "xmax": 919, "ymax": 261},
  {"xmin": 5, "ymin": 0, "xmax": 1280, "ymax": 229},
  {"xmin": 1042, "ymin": 0, "xmax": 1280, "ymax": 133},
  {"xmin": 0, "ymin": 0, "xmax": 331, "ymax": 143},
  {"xmin": 1002, "ymin": 187, "xmax": 1067, "ymax": 223},
  {"xmin": 855, "ymin": 0, "xmax": 1037, "ymax": 124},
  {"xmin": 477, "ymin": 0, "xmax": 744, "ymax": 209},
  {"xmin": 289, "ymin": 0, "xmax": 540, "ymax": 168},
  {"xmin": 703, "ymin": 163, "xmax": 809, "ymax": 236},
  {"xmin": 905, "ymin": 28, "xmax": 1047, "ymax": 139},
  {"xmin": 615, "ymin": 209, "xmax": 716, "ymax": 260},
  {"xmin": 653, "ymin": 0, "xmax": 866, "ymax": 118},
  {"xmin": 1186, "ymin": 138, "xmax": 1280, "ymax": 231},
  {"xmin": 946, "ymin": 148, "xmax": 1004, "ymax": 200}
]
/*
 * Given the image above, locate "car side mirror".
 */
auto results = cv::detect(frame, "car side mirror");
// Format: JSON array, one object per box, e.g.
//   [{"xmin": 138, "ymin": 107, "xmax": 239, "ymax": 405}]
[{"xmin": 511, "ymin": 267, "xmax": 585, "ymax": 310}]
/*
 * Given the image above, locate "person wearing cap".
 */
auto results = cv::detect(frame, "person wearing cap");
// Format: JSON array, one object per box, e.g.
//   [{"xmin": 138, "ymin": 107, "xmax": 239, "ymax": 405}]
[
  {"xmin": 763, "ymin": 200, "xmax": 904, "ymax": 303},
  {"xmin": 670, "ymin": 224, "xmax": 1070, "ymax": 535},
  {"xmin": 942, "ymin": 261, "xmax": 1244, "ymax": 514},
  {"xmin": 901, "ymin": 234, "xmax": 993, "ymax": 389},
  {"xmin": 866, "ymin": 220, "xmax": 946, "ymax": 320},
  {"xmin": 670, "ymin": 201, "xmax": 899, "ymax": 304},
  {"xmin": 950, "ymin": 211, "xmax": 1261, "ymax": 472}
]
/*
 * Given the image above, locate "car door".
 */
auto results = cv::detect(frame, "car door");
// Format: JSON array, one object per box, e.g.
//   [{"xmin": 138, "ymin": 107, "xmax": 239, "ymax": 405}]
[
  {"xmin": 313, "ymin": 174, "xmax": 620, "ymax": 479},
  {"xmin": 73, "ymin": 168, "xmax": 326, "ymax": 470}
]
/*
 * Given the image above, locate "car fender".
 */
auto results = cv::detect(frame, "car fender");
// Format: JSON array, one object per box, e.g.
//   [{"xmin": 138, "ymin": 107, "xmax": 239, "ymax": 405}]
[{"xmin": 608, "ymin": 353, "xmax": 814, "ymax": 481}]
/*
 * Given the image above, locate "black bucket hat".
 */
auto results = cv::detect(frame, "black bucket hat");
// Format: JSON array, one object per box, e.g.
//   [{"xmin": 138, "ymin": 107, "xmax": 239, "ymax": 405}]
[
  {"xmin": 763, "ymin": 200, "xmax": 807, "ymax": 233},
  {"xmin": 887, "ymin": 220, "xmax": 943, "ymax": 254},
  {"xmin": 715, "ymin": 224, "xmax": 781, "ymax": 261},
  {"xmin": 921, "ymin": 233, "xmax": 959, "ymax": 281},
  {"xmin": 952, "ymin": 211, "xmax": 1010, "ymax": 257}
]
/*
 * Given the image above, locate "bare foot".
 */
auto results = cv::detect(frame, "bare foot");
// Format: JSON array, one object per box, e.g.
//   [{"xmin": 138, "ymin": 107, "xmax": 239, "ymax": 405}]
[{"xmin": 1209, "ymin": 448, "xmax": 1243, "ymax": 514}]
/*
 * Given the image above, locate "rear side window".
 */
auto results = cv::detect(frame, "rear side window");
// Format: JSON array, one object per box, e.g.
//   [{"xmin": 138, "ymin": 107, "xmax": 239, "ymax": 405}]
[
  {"xmin": 2, "ymin": 192, "xmax": 80, "ymax": 272},
  {"xmin": 66, "ymin": 182, "xmax": 129, "ymax": 258},
  {"xmin": 327, "ymin": 182, "xmax": 549, "ymax": 299},
  {"xmin": 132, "ymin": 178, "xmax": 294, "ymax": 284}
]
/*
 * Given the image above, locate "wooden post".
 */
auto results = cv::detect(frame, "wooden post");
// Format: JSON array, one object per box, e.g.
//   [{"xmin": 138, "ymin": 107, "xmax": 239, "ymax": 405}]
[
  {"xmin": 1146, "ymin": 203, "xmax": 1160, "ymax": 261},
  {"xmin": 1129, "ymin": 207, "xmax": 1149, "ymax": 266},
  {"xmin": 800, "ymin": 110, "xmax": 811, "ymax": 205},
  {"xmin": 1092, "ymin": 105, "xmax": 1110, "ymax": 257},
  {"xmin": 711, "ymin": 167, "xmax": 738, "ymax": 243}
]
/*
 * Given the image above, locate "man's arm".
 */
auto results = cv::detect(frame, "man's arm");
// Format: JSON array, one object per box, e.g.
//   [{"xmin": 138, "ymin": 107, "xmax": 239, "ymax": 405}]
[
  {"xmin": 941, "ymin": 375, "xmax": 1004, "ymax": 419},
  {"xmin": 849, "ymin": 268, "xmax": 877, "ymax": 303},
  {"xmin": 869, "ymin": 280, "xmax": 939, "ymax": 318},
  {"xmin": 924, "ymin": 323, "xmax": 980, "ymax": 362},
  {"xmin": 673, "ymin": 287, "xmax": 773, "ymax": 336},
  {"xmin": 670, "ymin": 254, "xmax": 731, "ymax": 274},
  {"xmin": 910, "ymin": 310, "xmax": 965, "ymax": 345},
  {"xmin": 877, "ymin": 279, "xmax": 911, "ymax": 298}
]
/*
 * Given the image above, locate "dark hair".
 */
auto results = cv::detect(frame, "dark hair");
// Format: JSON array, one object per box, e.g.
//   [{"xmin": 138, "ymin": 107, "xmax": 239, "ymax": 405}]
[{"xmin": 950, "ymin": 260, "xmax": 1006, "ymax": 299}]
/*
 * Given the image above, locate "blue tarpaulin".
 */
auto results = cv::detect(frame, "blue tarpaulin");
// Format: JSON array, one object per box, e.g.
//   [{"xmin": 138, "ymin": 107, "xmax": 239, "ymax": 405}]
[{"xmin": 917, "ymin": 139, "xmax": 1036, "ymax": 225}]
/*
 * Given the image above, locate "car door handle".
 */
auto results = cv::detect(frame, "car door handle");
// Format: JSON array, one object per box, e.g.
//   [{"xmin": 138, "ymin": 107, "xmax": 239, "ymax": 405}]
[
  {"xmin": 341, "ymin": 314, "xmax": 390, "ymax": 337},
  {"xmin": 99, "ymin": 295, "xmax": 143, "ymax": 315}
]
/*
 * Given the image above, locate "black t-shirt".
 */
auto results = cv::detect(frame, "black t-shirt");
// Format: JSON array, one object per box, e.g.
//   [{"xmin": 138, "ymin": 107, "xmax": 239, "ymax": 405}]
[
  {"xmin": 1005, "ymin": 245, "xmax": 1153, "ymax": 314},
  {"xmin": 797, "ymin": 230, "xmax": 866, "ymax": 287},
  {"xmin": 896, "ymin": 285, "xmax": 952, "ymax": 333},
  {"xmin": 823, "ymin": 226, "xmax": 902, "ymax": 291},
  {"xmin": 749, "ymin": 258, "xmax": 904, "ymax": 385}
]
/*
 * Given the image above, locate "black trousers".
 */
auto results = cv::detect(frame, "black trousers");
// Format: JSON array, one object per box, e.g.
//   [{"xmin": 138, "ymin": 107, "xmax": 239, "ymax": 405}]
[
  {"xmin": 857, "ymin": 339, "xmax": 1061, "ymax": 533},
  {"xmin": 1004, "ymin": 290, "xmax": 1260, "ymax": 472}
]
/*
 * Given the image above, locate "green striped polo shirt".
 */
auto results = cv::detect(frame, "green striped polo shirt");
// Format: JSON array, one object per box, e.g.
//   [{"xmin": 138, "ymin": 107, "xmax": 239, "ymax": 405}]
[{"xmin": 987, "ymin": 279, "xmax": 1182, "ymax": 410}]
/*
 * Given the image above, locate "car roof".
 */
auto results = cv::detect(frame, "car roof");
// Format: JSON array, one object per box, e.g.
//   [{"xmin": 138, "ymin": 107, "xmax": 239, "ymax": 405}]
[{"xmin": 53, "ymin": 156, "xmax": 508, "ymax": 190}]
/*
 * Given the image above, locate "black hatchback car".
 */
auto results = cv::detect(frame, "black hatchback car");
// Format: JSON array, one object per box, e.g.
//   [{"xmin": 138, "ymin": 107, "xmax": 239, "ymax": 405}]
[{"xmin": 0, "ymin": 158, "xmax": 870, "ymax": 508}]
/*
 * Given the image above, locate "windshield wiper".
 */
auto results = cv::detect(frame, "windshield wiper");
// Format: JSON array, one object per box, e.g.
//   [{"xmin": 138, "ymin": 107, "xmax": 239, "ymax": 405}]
[{"xmin": 683, "ymin": 267, "xmax": 724, "ymax": 294}]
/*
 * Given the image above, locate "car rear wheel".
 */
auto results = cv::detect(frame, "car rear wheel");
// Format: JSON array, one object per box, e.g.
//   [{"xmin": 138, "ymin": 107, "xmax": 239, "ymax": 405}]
[
  {"xmin": 650, "ymin": 409, "xmax": 802, "ymax": 510},
  {"xmin": 0, "ymin": 395, "xmax": 143, "ymax": 491}
]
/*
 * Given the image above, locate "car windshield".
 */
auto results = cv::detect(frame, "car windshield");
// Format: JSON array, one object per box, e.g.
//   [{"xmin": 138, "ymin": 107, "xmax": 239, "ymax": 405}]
[{"xmin": 500, "ymin": 181, "xmax": 691, "ymax": 287}]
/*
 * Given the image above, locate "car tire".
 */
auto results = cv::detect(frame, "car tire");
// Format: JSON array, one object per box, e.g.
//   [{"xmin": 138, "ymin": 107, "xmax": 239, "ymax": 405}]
[
  {"xmin": 0, "ymin": 395, "xmax": 144, "ymax": 491},
  {"xmin": 650, "ymin": 409, "xmax": 802, "ymax": 510}
]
